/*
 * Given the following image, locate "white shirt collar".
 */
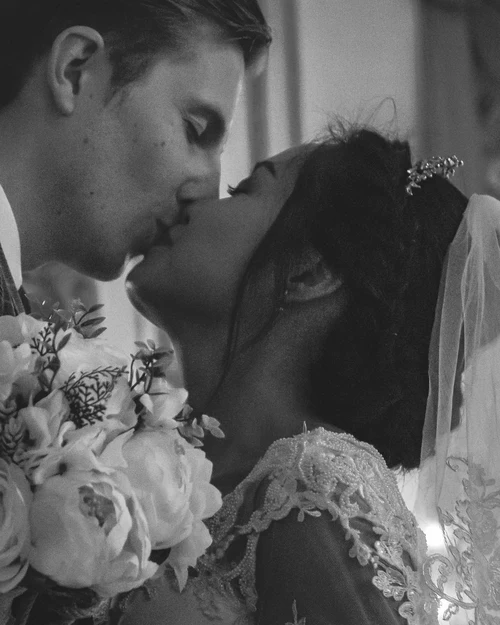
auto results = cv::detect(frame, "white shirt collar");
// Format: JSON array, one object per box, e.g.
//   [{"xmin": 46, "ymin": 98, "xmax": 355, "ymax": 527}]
[{"xmin": 0, "ymin": 184, "xmax": 23, "ymax": 289}]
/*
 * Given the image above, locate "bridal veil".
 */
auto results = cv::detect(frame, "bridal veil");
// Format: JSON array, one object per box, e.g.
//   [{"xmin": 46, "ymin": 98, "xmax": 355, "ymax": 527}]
[{"xmin": 416, "ymin": 194, "xmax": 500, "ymax": 623}]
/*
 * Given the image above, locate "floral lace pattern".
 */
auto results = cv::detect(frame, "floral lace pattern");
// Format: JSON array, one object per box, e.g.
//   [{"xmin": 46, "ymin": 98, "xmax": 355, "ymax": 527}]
[
  {"xmin": 422, "ymin": 456, "xmax": 500, "ymax": 624},
  {"xmin": 189, "ymin": 427, "xmax": 438, "ymax": 624}
]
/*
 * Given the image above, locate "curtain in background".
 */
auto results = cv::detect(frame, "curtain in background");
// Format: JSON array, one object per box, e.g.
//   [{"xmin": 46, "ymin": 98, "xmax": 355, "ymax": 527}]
[
  {"xmin": 471, "ymin": 1, "xmax": 500, "ymax": 196},
  {"xmin": 419, "ymin": 0, "xmax": 500, "ymax": 197}
]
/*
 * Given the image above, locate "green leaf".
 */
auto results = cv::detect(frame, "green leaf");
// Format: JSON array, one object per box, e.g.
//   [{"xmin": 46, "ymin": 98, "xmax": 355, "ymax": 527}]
[
  {"xmin": 146, "ymin": 339, "xmax": 156, "ymax": 350},
  {"xmin": 191, "ymin": 423, "xmax": 205, "ymax": 438},
  {"xmin": 57, "ymin": 333, "xmax": 72, "ymax": 351},
  {"xmin": 71, "ymin": 299, "xmax": 87, "ymax": 313},
  {"xmin": 55, "ymin": 309, "xmax": 73, "ymax": 323},
  {"xmin": 80, "ymin": 316, "xmax": 106, "ymax": 328},
  {"xmin": 89, "ymin": 327, "xmax": 107, "ymax": 339},
  {"xmin": 87, "ymin": 303, "xmax": 105, "ymax": 314},
  {"xmin": 154, "ymin": 350, "xmax": 172, "ymax": 359}
]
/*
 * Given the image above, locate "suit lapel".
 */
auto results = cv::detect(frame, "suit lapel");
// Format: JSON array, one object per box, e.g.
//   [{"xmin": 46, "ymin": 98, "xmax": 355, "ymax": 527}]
[{"xmin": 0, "ymin": 243, "xmax": 24, "ymax": 316}]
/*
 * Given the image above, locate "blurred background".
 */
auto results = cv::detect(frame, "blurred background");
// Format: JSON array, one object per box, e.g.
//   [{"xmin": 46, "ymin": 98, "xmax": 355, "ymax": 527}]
[
  {"xmin": 23, "ymin": 2, "xmax": 498, "ymax": 619},
  {"xmin": 25, "ymin": 0, "xmax": 500, "ymax": 353}
]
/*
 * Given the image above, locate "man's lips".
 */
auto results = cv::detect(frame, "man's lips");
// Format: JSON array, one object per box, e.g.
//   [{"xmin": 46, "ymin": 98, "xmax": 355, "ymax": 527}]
[
  {"xmin": 131, "ymin": 220, "xmax": 173, "ymax": 256},
  {"xmin": 152, "ymin": 225, "xmax": 174, "ymax": 247},
  {"xmin": 151, "ymin": 218, "xmax": 182, "ymax": 248}
]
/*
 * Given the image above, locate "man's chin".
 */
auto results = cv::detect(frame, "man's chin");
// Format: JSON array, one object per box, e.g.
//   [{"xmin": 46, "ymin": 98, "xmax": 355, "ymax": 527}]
[
  {"xmin": 125, "ymin": 254, "xmax": 146, "ymax": 288},
  {"xmin": 125, "ymin": 276, "xmax": 168, "ymax": 332},
  {"xmin": 125, "ymin": 261, "xmax": 156, "ymax": 313},
  {"xmin": 58, "ymin": 257, "xmax": 125, "ymax": 283}
]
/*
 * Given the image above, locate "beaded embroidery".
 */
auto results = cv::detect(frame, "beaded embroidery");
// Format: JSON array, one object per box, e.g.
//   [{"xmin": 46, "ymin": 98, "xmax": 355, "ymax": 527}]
[{"xmin": 188, "ymin": 428, "xmax": 438, "ymax": 624}]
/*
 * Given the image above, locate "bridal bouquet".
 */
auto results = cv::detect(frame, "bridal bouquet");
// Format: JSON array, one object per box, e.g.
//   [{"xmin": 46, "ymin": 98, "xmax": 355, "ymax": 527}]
[{"xmin": 0, "ymin": 302, "xmax": 223, "ymax": 623}]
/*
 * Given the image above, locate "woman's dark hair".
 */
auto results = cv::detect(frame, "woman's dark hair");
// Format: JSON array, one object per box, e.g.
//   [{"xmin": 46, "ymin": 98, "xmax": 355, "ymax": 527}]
[
  {"xmin": 0, "ymin": 0, "xmax": 271, "ymax": 109},
  {"xmin": 228, "ymin": 125, "xmax": 468, "ymax": 471}
]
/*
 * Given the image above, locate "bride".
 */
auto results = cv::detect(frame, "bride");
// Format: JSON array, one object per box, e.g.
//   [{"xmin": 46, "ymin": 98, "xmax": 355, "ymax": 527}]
[{"xmin": 117, "ymin": 124, "xmax": 492, "ymax": 624}]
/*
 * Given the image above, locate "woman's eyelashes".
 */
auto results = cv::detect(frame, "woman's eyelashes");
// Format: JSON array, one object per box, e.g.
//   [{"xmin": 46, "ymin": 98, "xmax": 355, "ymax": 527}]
[{"xmin": 227, "ymin": 178, "xmax": 252, "ymax": 196}]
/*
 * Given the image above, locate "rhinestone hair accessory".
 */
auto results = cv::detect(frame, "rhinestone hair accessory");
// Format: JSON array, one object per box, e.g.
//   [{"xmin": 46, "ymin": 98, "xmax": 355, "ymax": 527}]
[{"xmin": 406, "ymin": 155, "xmax": 464, "ymax": 196}]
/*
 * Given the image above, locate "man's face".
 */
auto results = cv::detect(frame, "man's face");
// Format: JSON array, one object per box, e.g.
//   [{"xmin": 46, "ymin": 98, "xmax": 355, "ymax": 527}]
[{"xmin": 47, "ymin": 26, "xmax": 245, "ymax": 280}]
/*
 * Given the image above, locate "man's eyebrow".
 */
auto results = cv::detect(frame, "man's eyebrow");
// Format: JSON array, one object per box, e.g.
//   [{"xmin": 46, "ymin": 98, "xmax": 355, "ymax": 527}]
[{"xmin": 252, "ymin": 160, "xmax": 277, "ymax": 177}]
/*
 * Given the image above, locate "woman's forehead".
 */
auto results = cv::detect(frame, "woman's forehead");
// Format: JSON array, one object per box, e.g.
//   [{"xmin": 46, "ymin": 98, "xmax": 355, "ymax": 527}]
[
  {"xmin": 266, "ymin": 145, "xmax": 312, "ymax": 193},
  {"xmin": 269, "ymin": 145, "xmax": 310, "ymax": 168}
]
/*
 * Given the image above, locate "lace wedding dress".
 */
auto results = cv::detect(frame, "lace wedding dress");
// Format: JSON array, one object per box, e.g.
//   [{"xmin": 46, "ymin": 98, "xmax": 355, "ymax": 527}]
[{"xmin": 117, "ymin": 427, "xmax": 437, "ymax": 625}]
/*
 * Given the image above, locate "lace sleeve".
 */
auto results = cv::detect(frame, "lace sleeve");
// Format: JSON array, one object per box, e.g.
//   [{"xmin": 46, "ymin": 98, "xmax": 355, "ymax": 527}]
[
  {"xmin": 200, "ymin": 428, "xmax": 438, "ymax": 625},
  {"xmin": 254, "ymin": 506, "xmax": 407, "ymax": 624}
]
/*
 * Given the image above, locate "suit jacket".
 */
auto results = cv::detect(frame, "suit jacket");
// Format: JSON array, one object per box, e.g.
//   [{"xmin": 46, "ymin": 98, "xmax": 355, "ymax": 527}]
[{"xmin": 0, "ymin": 242, "xmax": 24, "ymax": 316}]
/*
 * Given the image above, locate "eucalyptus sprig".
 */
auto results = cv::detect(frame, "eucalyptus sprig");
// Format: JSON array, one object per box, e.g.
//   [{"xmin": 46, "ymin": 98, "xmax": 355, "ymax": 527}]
[
  {"xmin": 175, "ymin": 405, "xmax": 224, "ymax": 448},
  {"xmin": 129, "ymin": 340, "xmax": 174, "ymax": 395},
  {"xmin": 27, "ymin": 299, "xmax": 109, "ymax": 394},
  {"xmin": 27, "ymin": 297, "xmax": 107, "ymax": 339}
]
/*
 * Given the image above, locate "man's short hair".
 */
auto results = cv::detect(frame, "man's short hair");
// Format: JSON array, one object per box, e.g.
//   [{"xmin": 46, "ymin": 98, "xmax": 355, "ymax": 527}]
[{"xmin": 0, "ymin": 0, "xmax": 271, "ymax": 108}]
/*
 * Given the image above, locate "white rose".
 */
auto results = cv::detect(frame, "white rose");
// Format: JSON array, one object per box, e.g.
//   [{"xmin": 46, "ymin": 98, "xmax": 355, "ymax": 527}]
[
  {"xmin": 121, "ymin": 430, "xmax": 222, "ymax": 589},
  {"xmin": 17, "ymin": 390, "xmax": 71, "ymax": 450},
  {"xmin": 0, "ymin": 314, "xmax": 46, "ymax": 346},
  {"xmin": 139, "ymin": 377, "xmax": 187, "ymax": 429},
  {"xmin": 0, "ymin": 459, "xmax": 32, "ymax": 593},
  {"xmin": 17, "ymin": 314, "xmax": 48, "ymax": 342},
  {"xmin": 54, "ymin": 330, "xmax": 129, "ymax": 386},
  {"xmin": 28, "ymin": 468, "xmax": 157, "ymax": 597},
  {"xmin": 52, "ymin": 330, "xmax": 136, "ymax": 431},
  {"xmin": 0, "ymin": 315, "xmax": 46, "ymax": 402},
  {"xmin": 0, "ymin": 342, "xmax": 34, "ymax": 402},
  {"xmin": 167, "ymin": 440, "xmax": 222, "ymax": 589},
  {"xmin": 102, "ymin": 377, "xmax": 138, "ymax": 433}
]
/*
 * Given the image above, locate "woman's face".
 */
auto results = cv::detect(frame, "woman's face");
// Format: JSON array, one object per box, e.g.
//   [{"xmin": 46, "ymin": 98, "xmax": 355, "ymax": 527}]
[{"xmin": 126, "ymin": 146, "xmax": 307, "ymax": 331}]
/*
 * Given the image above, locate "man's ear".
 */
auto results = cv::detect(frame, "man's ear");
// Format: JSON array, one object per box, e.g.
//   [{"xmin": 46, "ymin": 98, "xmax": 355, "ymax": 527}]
[
  {"xmin": 285, "ymin": 251, "xmax": 343, "ymax": 303},
  {"xmin": 47, "ymin": 26, "xmax": 106, "ymax": 115}
]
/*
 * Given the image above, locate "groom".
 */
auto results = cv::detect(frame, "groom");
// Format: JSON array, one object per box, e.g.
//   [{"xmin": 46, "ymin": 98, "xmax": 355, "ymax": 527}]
[{"xmin": 0, "ymin": 0, "xmax": 270, "ymax": 316}]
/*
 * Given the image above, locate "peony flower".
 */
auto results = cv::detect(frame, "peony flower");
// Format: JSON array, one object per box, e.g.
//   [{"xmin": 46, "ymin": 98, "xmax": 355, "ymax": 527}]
[
  {"xmin": 28, "ymin": 467, "xmax": 157, "ymax": 597},
  {"xmin": 121, "ymin": 429, "xmax": 222, "ymax": 589},
  {"xmin": 24, "ymin": 422, "xmax": 135, "ymax": 485},
  {"xmin": 0, "ymin": 459, "xmax": 32, "ymax": 593},
  {"xmin": 139, "ymin": 377, "xmax": 187, "ymax": 429}
]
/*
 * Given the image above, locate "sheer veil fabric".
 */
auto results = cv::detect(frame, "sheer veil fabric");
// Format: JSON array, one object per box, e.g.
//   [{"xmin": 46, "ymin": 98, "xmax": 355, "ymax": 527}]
[{"xmin": 415, "ymin": 194, "xmax": 500, "ymax": 623}]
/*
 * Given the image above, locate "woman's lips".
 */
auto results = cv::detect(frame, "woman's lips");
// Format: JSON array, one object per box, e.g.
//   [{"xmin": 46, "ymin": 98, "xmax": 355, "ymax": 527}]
[
  {"xmin": 154, "ymin": 229, "xmax": 174, "ymax": 247},
  {"xmin": 151, "ymin": 220, "xmax": 175, "ymax": 247}
]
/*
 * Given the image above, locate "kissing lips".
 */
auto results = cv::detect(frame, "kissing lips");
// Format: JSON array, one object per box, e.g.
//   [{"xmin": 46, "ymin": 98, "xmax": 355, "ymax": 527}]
[{"xmin": 151, "ymin": 219, "xmax": 175, "ymax": 247}]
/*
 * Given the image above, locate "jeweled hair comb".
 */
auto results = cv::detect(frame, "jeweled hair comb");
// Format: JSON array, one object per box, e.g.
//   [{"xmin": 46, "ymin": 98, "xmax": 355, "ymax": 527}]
[{"xmin": 406, "ymin": 155, "xmax": 464, "ymax": 196}]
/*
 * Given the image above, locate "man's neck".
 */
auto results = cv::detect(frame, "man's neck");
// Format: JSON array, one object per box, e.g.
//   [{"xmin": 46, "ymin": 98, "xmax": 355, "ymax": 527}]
[{"xmin": 0, "ymin": 106, "xmax": 49, "ymax": 270}]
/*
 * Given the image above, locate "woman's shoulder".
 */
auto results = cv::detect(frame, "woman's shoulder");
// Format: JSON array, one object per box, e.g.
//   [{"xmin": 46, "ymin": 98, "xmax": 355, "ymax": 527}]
[
  {"xmin": 116, "ymin": 428, "xmax": 438, "ymax": 625},
  {"xmin": 216, "ymin": 426, "xmax": 418, "ymax": 541},
  {"xmin": 204, "ymin": 427, "xmax": 437, "ymax": 624}
]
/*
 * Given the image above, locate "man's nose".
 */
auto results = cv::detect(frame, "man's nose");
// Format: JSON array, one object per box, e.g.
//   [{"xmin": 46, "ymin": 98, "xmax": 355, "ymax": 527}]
[{"xmin": 177, "ymin": 155, "xmax": 221, "ymax": 206}]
